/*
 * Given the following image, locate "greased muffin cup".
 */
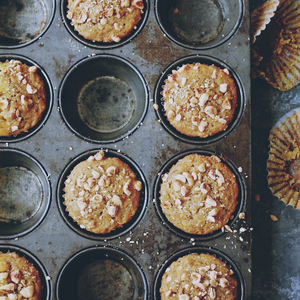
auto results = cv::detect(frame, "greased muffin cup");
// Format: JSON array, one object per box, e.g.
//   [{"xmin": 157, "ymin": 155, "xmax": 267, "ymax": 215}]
[
  {"xmin": 155, "ymin": 0, "xmax": 244, "ymax": 50},
  {"xmin": 0, "ymin": 148, "xmax": 51, "ymax": 239},
  {"xmin": 0, "ymin": 0, "xmax": 55, "ymax": 49},
  {"xmin": 56, "ymin": 245, "xmax": 149, "ymax": 300},
  {"xmin": 0, "ymin": 0, "xmax": 252, "ymax": 299}
]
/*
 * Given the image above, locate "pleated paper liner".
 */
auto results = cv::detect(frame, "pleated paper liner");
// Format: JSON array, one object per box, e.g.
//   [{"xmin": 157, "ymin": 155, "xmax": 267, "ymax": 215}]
[
  {"xmin": 251, "ymin": 0, "xmax": 300, "ymax": 91},
  {"xmin": 267, "ymin": 107, "xmax": 300, "ymax": 208}
]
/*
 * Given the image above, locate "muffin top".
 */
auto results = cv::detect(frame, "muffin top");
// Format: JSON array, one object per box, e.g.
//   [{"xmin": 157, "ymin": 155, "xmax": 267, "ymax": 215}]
[
  {"xmin": 67, "ymin": 0, "xmax": 144, "ymax": 43},
  {"xmin": 160, "ymin": 154, "xmax": 239, "ymax": 235},
  {"xmin": 0, "ymin": 60, "xmax": 46, "ymax": 137},
  {"xmin": 162, "ymin": 63, "xmax": 237, "ymax": 138},
  {"xmin": 160, "ymin": 252, "xmax": 238, "ymax": 300},
  {"xmin": 63, "ymin": 151, "xmax": 142, "ymax": 234},
  {"xmin": 0, "ymin": 251, "xmax": 42, "ymax": 300}
]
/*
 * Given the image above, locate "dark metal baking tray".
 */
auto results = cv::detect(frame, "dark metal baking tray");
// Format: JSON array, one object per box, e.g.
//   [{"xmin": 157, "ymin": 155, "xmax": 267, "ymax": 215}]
[{"xmin": 0, "ymin": 0, "xmax": 251, "ymax": 299}]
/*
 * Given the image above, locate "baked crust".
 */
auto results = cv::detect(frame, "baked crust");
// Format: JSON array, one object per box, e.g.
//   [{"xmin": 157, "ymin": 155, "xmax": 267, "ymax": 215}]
[
  {"xmin": 160, "ymin": 154, "xmax": 239, "ymax": 235},
  {"xmin": 63, "ymin": 151, "xmax": 142, "ymax": 234},
  {"xmin": 162, "ymin": 63, "xmax": 237, "ymax": 138},
  {"xmin": 0, "ymin": 60, "xmax": 46, "ymax": 137},
  {"xmin": 67, "ymin": 0, "xmax": 144, "ymax": 43},
  {"xmin": 160, "ymin": 253, "xmax": 238, "ymax": 300},
  {"xmin": 0, "ymin": 251, "xmax": 42, "ymax": 300}
]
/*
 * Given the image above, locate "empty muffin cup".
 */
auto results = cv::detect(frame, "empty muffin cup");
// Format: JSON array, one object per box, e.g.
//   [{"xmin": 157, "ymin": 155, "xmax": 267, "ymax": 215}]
[
  {"xmin": 61, "ymin": 0, "xmax": 149, "ymax": 49},
  {"xmin": 59, "ymin": 54, "xmax": 148, "ymax": 143},
  {"xmin": 0, "ymin": 0, "xmax": 55, "ymax": 48},
  {"xmin": 56, "ymin": 246, "xmax": 149, "ymax": 300},
  {"xmin": 0, "ymin": 148, "xmax": 51, "ymax": 239},
  {"xmin": 0, "ymin": 54, "xmax": 53, "ymax": 143},
  {"xmin": 153, "ymin": 245, "xmax": 245, "ymax": 300},
  {"xmin": 0, "ymin": 244, "xmax": 51, "ymax": 300},
  {"xmin": 155, "ymin": 0, "xmax": 244, "ymax": 49},
  {"xmin": 153, "ymin": 149, "xmax": 246, "ymax": 241},
  {"xmin": 154, "ymin": 54, "xmax": 245, "ymax": 145},
  {"xmin": 57, "ymin": 148, "xmax": 148, "ymax": 240}
]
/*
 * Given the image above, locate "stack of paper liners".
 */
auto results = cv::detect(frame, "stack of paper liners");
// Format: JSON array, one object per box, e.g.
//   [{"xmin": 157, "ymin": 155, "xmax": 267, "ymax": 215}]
[
  {"xmin": 267, "ymin": 108, "xmax": 300, "ymax": 208},
  {"xmin": 251, "ymin": 0, "xmax": 300, "ymax": 91}
]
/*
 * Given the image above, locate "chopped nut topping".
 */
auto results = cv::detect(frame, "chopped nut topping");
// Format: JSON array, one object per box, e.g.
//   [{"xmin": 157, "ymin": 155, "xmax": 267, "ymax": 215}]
[
  {"xmin": 134, "ymin": 180, "xmax": 142, "ymax": 191},
  {"xmin": 199, "ymin": 93, "xmax": 209, "ymax": 106},
  {"xmin": 175, "ymin": 174, "xmax": 186, "ymax": 183},
  {"xmin": 220, "ymin": 83, "xmax": 228, "ymax": 93},
  {"xmin": 94, "ymin": 151, "xmax": 104, "ymax": 161},
  {"xmin": 107, "ymin": 205, "xmax": 117, "ymax": 216},
  {"xmin": 19, "ymin": 285, "xmax": 34, "ymax": 298},
  {"xmin": 123, "ymin": 181, "xmax": 131, "ymax": 195}
]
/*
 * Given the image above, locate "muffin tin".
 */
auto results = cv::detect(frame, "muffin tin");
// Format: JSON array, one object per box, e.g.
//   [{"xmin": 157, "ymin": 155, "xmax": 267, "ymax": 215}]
[{"xmin": 0, "ymin": 0, "xmax": 251, "ymax": 299}]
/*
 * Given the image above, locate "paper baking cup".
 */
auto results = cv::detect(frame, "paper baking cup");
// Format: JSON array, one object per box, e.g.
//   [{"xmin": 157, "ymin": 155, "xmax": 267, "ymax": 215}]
[
  {"xmin": 267, "ymin": 107, "xmax": 300, "ymax": 208},
  {"xmin": 252, "ymin": 0, "xmax": 300, "ymax": 91},
  {"xmin": 56, "ymin": 246, "xmax": 149, "ymax": 300},
  {"xmin": 0, "ymin": 0, "xmax": 55, "ymax": 48},
  {"xmin": 153, "ymin": 246, "xmax": 245, "ymax": 300},
  {"xmin": 251, "ymin": 0, "xmax": 280, "ymax": 43},
  {"xmin": 57, "ymin": 148, "xmax": 149, "ymax": 240}
]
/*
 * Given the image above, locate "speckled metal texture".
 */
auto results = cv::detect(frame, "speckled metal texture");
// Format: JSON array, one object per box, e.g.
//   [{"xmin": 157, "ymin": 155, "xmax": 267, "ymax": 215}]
[{"xmin": 0, "ymin": 0, "xmax": 251, "ymax": 299}]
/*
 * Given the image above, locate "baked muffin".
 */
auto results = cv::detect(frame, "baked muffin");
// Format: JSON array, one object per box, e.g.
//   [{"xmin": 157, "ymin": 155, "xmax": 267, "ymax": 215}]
[
  {"xmin": 160, "ymin": 253, "xmax": 238, "ymax": 300},
  {"xmin": 0, "ymin": 251, "xmax": 42, "ymax": 300},
  {"xmin": 161, "ymin": 63, "xmax": 237, "ymax": 138},
  {"xmin": 160, "ymin": 154, "xmax": 239, "ymax": 235},
  {"xmin": 0, "ymin": 60, "xmax": 46, "ymax": 137},
  {"xmin": 63, "ymin": 151, "xmax": 142, "ymax": 234},
  {"xmin": 66, "ymin": 0, "xmax": 144, "ymax": 43}
]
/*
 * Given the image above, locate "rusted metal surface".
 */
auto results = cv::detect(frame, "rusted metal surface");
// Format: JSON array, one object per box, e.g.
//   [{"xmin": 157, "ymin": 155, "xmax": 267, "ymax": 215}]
[{"xmin": 0, "ymin": 0, "xmax": 251, "ymax": 299}]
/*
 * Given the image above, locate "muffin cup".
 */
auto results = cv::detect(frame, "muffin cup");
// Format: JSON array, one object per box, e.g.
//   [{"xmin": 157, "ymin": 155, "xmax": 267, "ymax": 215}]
[
  {"xmin": 0, "ymin": 244, "xmax": 51, "ymax": 300},
  {"xmin": 56, "ymin": 245, "xmax": 149, "ymax": 300},
  {"xmin": 57, "ymin": 148, "xmax": 148, "ymax": 240},
  {"xmin": 0, "ymin": 148, "xmax": 51, "ymax": 239},
  {"xmin": 154, "ymin": 54, "xmax": 245, "ymax": 145},
  {"xmin": 59, "ymin": 54, "xmax": 149, "ymax": 143},
  {"xmin": 61, "ymin": 0, "xmax": 149, "ymax": 49},
  {"xmin": 153, "ymin": 245, "xmax": 245, "ymax": 300},
  {"xmin": 0, "ymin": 54, "xmax": 53, "ymax": 143},
  {"xmin": 153, "ymin": 149, "xmax": 246, "ymax": 241},
  {"xmin": 154, "ymin": 0, "xmax": 244, "ymax": 50},
  {"xmin": 0, "ymin": 0, "xmax": 55, "ymax": 48}
]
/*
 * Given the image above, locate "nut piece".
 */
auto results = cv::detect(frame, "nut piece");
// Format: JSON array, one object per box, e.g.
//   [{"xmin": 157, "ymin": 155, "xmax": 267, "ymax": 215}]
[
  {"xmin": 19, "ymin": 285, "xmax": 34, "ymax": 298},
  {"xmin": 123, "ymin": 181, "xmax": 131, "ymax": 196},
  {"xmin": 134, "ymin": 180, "xmax": 142, "ymax": 191},
  {"xmin": 0, "ymin": 262, "xmax": 10, "ymax": 272}
]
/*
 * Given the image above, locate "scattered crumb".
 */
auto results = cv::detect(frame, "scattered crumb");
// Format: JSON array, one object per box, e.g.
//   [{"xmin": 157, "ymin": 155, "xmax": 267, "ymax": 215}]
[
  {"xmin": 255, "ymin": 194, "xmax": 260, "ymax": 202},
  {"xmin": 270, "ymin": 214, "xmax": 279, "ymax": 222}
]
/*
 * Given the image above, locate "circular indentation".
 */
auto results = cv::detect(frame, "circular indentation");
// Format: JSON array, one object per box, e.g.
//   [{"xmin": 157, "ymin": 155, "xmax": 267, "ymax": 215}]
[
  {"xmin": 153, "ymin": 246, "xmax": 245, "ymax": 300},
  {"xmin": 155, "ymin": 0, "xmax": 243, "ymax": 49},
  {"xmin": 57, "ymin": 148, "xmax": 148, "ymax": 240},
  {"xmin": 0, "ymin": 0, "xmax": 55, "ymax": 48},
  {"xmin": 56, "ymin": 246, "xmax": 149, "ymax": 300},
  {"xmin": 0, "ymin": 54, "xmax": 53, "ymax": 143},
  {"xmin": 0, "ymin": 245, "xmax": 51, "ymax": 300},
  {"xmin": 61, "ymin": 0, "xmax": 149, "ymax": 49},
  {"xmin": 59, "ymin": 54, "xmax": 148, "ymax": 143},
  {"xmin": 153, "ymin": 149, "xmax": 246, "ymax": 241},
  {"xmin": 154, "ymin": 54, "xmax": 245, "ymax": 145},
  {"xmin": 0, "ymin": 148, "xmax": 51, "ymax": 239}
]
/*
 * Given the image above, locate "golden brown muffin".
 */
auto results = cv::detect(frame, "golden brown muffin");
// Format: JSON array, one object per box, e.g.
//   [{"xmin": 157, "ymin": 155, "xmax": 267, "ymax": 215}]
[
  {"xmin": 0, "ymin": 60, "xmax": 46, "ymax": 137},
  {"xmin": 160, "ymin": 253, "xmax": 238, "ymax": 300},
  {"xmin": 162, "ymin": 63, "xmax": 237, "ymax": 138},
  {"xmin": 66, "ymin": 0, "xmax": 144, "ymax": 43},
  {"xmin": 160, "ymin": 154, "xmax": 239, "ymax": 235},
  {"xmin": 63, "ymin": 151, "xmax": 142, "ymax": 234},
  {"xmin": 0, "ymin": 251, "xmax": 42, "ymax": 300}
]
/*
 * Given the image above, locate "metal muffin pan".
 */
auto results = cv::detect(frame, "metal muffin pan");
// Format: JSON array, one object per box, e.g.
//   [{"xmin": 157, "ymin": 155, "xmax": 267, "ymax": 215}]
[{"xmin": 0, "ymin": 0, "xmax": 251, "ymax": 299}]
